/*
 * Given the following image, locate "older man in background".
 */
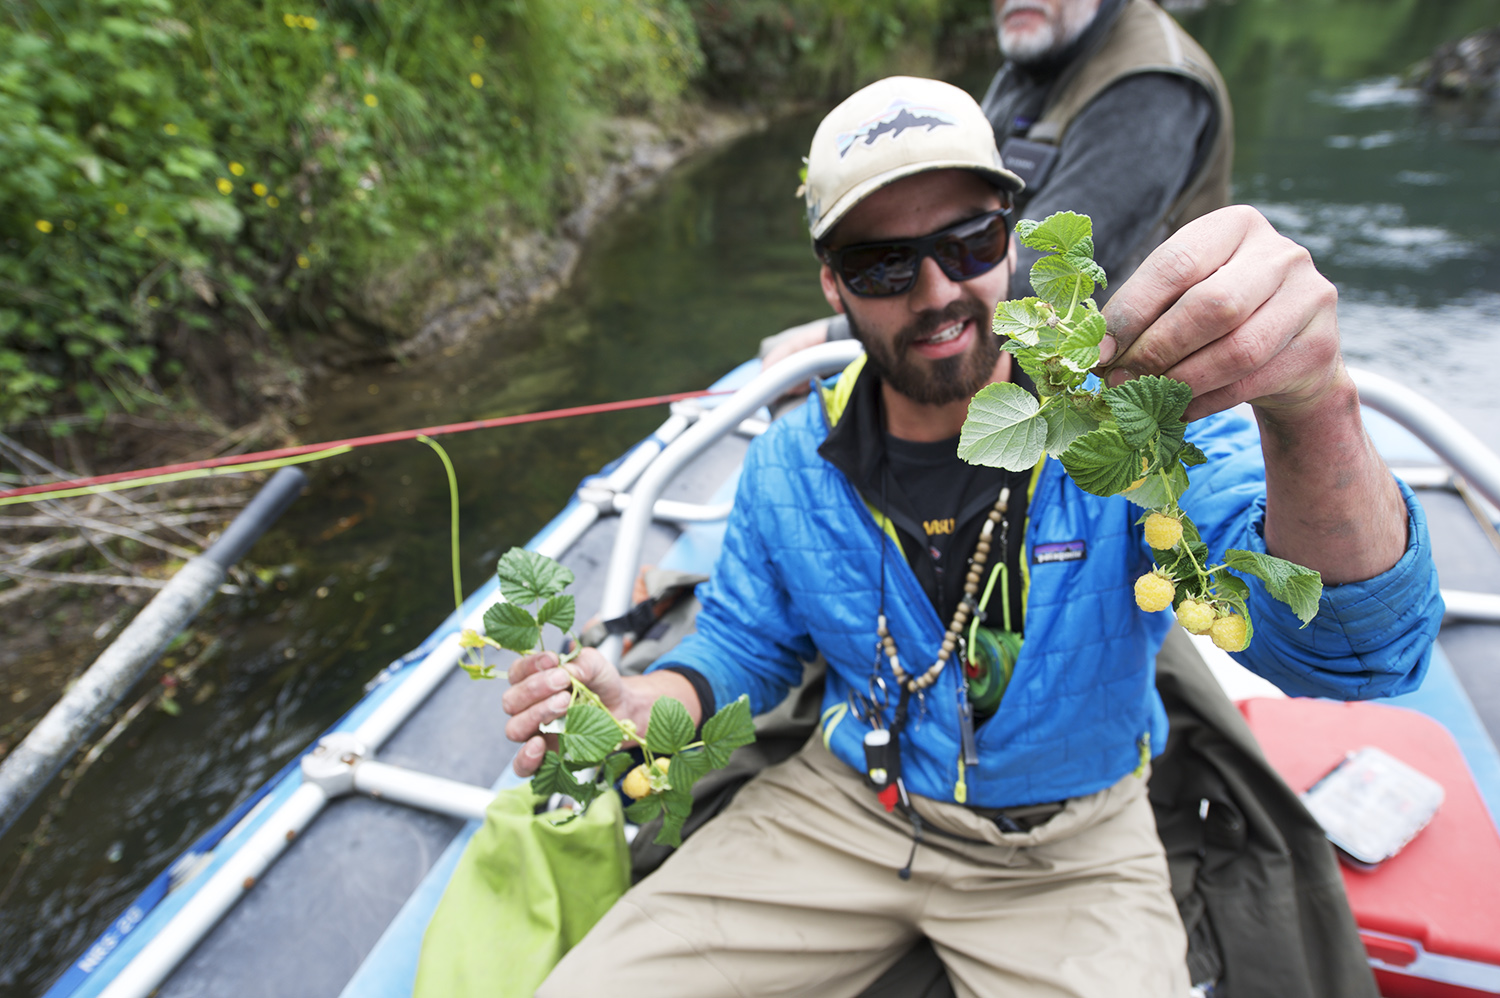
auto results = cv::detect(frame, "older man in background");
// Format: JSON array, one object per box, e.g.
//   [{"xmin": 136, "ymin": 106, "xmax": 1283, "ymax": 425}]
[{"xmin": 984, "ymin": 0, "xmax": 1232, "ymax": 298}]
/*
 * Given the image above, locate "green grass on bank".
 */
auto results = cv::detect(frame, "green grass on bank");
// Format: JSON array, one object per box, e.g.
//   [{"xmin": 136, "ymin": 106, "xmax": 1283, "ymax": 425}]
[{"xmin": 1, "ymin": 0, "xmax": 985, "ymax": 430}]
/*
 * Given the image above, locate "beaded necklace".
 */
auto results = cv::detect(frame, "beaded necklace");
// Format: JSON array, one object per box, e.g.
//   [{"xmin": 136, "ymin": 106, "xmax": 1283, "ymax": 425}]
[{"xmin": 876, "ymin": 486, "xmax": 1010, "ymax": 694}]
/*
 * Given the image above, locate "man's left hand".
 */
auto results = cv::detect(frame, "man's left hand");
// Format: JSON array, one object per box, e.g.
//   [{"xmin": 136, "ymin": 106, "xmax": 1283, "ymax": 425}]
[{"xmin": 1097, "ymin": 205, "xmax": 1346, "ymax": 423}]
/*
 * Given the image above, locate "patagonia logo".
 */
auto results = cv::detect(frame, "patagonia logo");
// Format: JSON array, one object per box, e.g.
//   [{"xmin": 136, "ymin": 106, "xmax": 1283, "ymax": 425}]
[
  {"xmin": 836, "ymin": 100, "xmax": 957, "ymax": 158},
  {"xmin": 1033, "ymin": 540, "xmax": 1087, "ymax": 564}
]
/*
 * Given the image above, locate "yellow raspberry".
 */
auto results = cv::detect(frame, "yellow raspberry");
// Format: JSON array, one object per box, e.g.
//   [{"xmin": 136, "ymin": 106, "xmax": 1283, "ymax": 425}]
[
  {"xmin": 1143, "ymin": 512, "xmax": 1183, "ymax": 550},
  {"xmin": 1134, "ymin": 572, "xmax": 1175, "ymax": 613},
  {"xmin": 1211, "ymin": 612, "xmax": 1249, "ymax": 652},
  {"xmin": 622, "ymin": 764, "xmax": 653, "ymax": 800},
  {"xmin": 1176, "ymin": 599, "xmax": 1215, "ymax": 635}
]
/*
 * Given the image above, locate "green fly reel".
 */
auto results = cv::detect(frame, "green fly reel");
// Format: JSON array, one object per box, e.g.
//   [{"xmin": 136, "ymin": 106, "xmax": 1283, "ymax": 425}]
[{"xmin": 966, "ymin": 627, "xmax": 1022, "ymax": 716}]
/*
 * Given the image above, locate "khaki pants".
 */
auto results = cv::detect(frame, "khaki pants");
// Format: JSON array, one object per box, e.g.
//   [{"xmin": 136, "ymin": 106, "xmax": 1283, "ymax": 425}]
[{"xmin": 539, "ymin": 737, "xmax": 1188, "ymax": 998}]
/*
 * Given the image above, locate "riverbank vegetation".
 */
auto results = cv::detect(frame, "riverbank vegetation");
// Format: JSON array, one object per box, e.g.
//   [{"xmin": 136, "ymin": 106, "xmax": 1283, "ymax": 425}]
[{"xmin": 2, "ymin": 0, "xmax": 987, "ymax": 434}]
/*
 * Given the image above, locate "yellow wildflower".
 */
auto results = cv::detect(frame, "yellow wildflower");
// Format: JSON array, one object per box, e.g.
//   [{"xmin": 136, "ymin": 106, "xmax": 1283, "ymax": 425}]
[
  {"xmin": 283, "ymin": 12, "xmax": 296, "ymax": 26},
  {"xmin": 363, "ymin": 93, "xmax": 378, "ymax": 107},
  {"xmin": 303, "ymin": 16, "xmax": 318, "ymax": 29},
  {"xmin": 163, "ymin": 122, "xmax": 180, "ymax": 135},
  {"xmin": 114, "ymin": 203, "xmax": 128, "ymax": 215},
  {"xmin": 473, "ymin": 34, "xmax": 484, "ymax": 48},
  {"xmin": 297, "ymin": 254, "xmax": 310, "ymax": 269},
  {"xmin": 147, "ymin": 296, "xmax": 161, "ymax": 308},
  {"xmin": 36, "ymin": 219, "xmax": 53, "ymax": 233},
  {"xmin": 134, "ymin": 226, "xmax": 147, "ymax": 238},
  {"xmin": 252, "ymin": 182, "xmax": 268, "ymax": 197},
  {"xmin": 229, "ymin": 162, "xmax": 245, "ymax": 176},
  {"xmin": 266, "ymin": 195, "xmax": 281, "ymax": 208},
  {"xmin": 469, "ymin": 73, "xmax": 483, "ymax": 88},
  {"xmin": 216, "ymin": 178, "xmax": 233, "ymax": 195}
]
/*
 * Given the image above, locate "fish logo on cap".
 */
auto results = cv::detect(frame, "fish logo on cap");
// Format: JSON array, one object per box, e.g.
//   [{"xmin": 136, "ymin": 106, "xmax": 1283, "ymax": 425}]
[{"xmin": 835, "ymin": 99, "xmax": 957, "ymax": 158}]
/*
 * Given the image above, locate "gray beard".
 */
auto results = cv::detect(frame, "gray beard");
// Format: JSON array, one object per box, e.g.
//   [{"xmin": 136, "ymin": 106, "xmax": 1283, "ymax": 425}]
[
  {"xmin": 997, "ymin": 0, "xmax": 1098, "ymax": 65},
  {"xmin": 842, "ymin": 296, "xmax": 1001, "ymax": 407}
]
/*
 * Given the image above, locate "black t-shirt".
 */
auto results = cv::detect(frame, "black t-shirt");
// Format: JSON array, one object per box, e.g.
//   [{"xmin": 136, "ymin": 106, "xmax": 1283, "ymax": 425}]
[{"xmin": 884, "ymin": 433, "xmax": 1029, "ymax": 634}]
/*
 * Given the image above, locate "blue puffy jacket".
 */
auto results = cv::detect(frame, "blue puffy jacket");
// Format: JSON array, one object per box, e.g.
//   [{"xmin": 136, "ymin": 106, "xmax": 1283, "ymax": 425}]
[{"xmin": 652, "ymin": 357, "xmax": 1443, "ymax": 808}]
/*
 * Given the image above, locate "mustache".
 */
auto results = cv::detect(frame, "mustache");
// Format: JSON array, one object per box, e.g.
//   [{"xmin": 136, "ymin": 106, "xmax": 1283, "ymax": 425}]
[
  {"xmin": 894, "ymin": 299, "xmax": 990, "ymax": 352},
  {"xmin": 1001, "ymin": 0, "xmax": 1051, "ymax": 15}
]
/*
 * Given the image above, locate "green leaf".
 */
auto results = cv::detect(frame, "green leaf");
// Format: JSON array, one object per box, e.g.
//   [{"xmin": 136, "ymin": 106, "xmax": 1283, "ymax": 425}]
[
  {"xmin": 1119, "ymin": 462, "xmax": 1190, "ymax": 510},
  {"xmin": 1029, "ymin": 254, "xmax": 1095, "ymax": 311},
  {"xmin": 558, "ymin": 701, "xmax": 622, "ymax": 764},
  {"xmin": 653, "ymin": 776, "xmax": 702, "ymax": 848},
  {"xmin": 645, "ymin": 697, "xmax": 696, "ymax": 755},
  {"xmin": 1015, "ymin": 211, "xmax": 1092, "ymax": 256},
  {"xmin": 991, "ymin": 299, "xmax": 1050, "ymax": 345},
  {"xmin": 1178, "ymin": 441, "xmax": 1208, "ymax": 468},
  {"xmin": 1222, "ymin": 550, "xmax": 1324, "ymax": 625},
  {"xmin": 537, "ymin": 593, "xmax": 575, "ymax": 634},
  {"xmin": 1058, "ymin": 425, "xmax": 1143, "ymax": 497},
  {"xmin": 531, "ymin": 750, "xmax": 592, "ymax": 800},
  {"xmin": 1059, "ymin": 309, "xmax": 1106, "ymax": 373},
  {"xmin": 625, "ymin": 793, "xmax": 664, "ymax": 824},
  {"xmin": 601, "ymin": 751, "xmax": 636, "ymax": 786},
  {"xmin": 496, "ymin": 547, "xmax": 574, "ymax": 607},
  {"xmin": 700, "ymin": 695, "xmax": 756, "ymax": 769},
  {"xmin": 483, "ymin": 602, "xmax": 540, "ymax": 653},
  {"xmin": 1102, "ymin": 376, "xmax": 1192, "ymax": 447},
  {"xmin": 1212, "ymin": 568, "xmax": 1251, "ymax": 604},
  {"xmin": 958, "ymin": 382, "xmax": 1046, "ymax": 471},
  {"xmin": 1041, "ymin": 395, "xmax": 1102, "ymax": 456}
]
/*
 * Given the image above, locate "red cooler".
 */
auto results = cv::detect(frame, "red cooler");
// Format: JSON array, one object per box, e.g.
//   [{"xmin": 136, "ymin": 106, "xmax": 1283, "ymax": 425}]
[{"xmin": 1239, "ymin": 698, "xmax": 1500, "ymax": 997}]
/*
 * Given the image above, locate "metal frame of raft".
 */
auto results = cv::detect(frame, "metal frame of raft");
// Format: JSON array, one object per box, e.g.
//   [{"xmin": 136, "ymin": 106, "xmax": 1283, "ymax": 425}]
[{"xmin": 41, "ymin": 349, "xmax": 1500, "ymax": 998}]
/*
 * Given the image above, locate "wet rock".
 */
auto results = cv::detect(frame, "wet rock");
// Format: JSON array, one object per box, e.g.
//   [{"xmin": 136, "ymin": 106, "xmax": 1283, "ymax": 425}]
[{"xmin": 1412, "ymin": 26, "xmax": 1500, "ymax": 101}]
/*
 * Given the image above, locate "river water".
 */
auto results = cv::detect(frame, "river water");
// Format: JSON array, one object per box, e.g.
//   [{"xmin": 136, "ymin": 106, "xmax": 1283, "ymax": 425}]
[{"xmin": 3, "ymin": 0, "xmax": 1498, "ymax": 992}]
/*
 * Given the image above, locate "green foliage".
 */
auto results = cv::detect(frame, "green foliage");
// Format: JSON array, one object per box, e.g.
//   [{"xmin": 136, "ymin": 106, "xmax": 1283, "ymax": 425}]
[
  {"xmin": 466, "ymin": 547, "xmax": 756, "ymax": 848},
  {"xmin": 684, "ymin": 0, "xmax": 980, "ymax": 102},
  {"xmin": 1, "ymin": 0, "xmax": 701, "ymax": 426},
  {"xmin": 959, "ymin": 211, "xmax": 1323, "ymax": 645}
]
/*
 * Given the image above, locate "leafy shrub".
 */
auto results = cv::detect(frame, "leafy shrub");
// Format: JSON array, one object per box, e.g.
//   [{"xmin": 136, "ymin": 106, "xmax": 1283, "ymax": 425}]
[{"xmin": 0, "ymin": 0, "xmax": 700, "ymax": 426}]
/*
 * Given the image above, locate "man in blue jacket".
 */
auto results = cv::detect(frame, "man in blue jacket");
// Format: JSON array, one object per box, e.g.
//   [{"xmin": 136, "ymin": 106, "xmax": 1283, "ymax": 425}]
[{"xmin": 505, "ymin": 76, "xmax": 1441, "ymax": 997}]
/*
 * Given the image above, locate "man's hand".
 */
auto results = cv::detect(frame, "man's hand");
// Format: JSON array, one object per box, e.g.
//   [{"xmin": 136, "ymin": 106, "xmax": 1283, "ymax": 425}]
[
  {"xmin": 1098, "ymin": 205, "xmax": 1345, "ymax": 423},
  {"xmin": 1098, "ymin": 205, "xmax": 1406, "ymax": 584},
  {"xmin": 500, "ymin": 647, "xmax": 704, "ymax": 777},
  {"xmin": 501, "ymin": 647, "xmax": 626, "ymax": 777}
]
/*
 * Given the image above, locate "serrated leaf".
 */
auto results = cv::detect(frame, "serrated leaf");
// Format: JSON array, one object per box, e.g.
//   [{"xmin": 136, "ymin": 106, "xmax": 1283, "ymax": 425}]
[
  {"xmin": 1222, "ymin": 550, "xmax": 1323, "ymax": 625},
  {"xmin": 625, "ymin": 793, "xmax": 664, "ymax": 824},
  {"xmin": 666, "ymin": 746, "xmax": 713, "ymax": 794},
  {"xmin": 958, "ymin": 383, "xmax": 1046, "ymax": 471},
  {"xmin": 1063, "ymin": 248, "xmax": 1107, "ymax": 291},
  {"xmin": 1212, "ymin": 569, "xmax": 1251, "ymax": 603},
  {"xmin": 1119, "ymin": 462, "xmax": 1190, "ymax": 510},
  {"xmin": 601, "ymin": 751, "xmax": 636, "ymax": 785},
  {"xmin": 537, "ymin": 593, "xmax": 575, "ymax": 634},
  {"xmin": 653, "ymin": 780, "xmax": 699, "ymax": 848},
  {"xmin": 700, "ymin": 695, "xmax": 756, "ymax": 769},
  {"xmin": 1029, "ymin": 254, "xmax": 1095, "ymax": 310},
  {"xmin": 496, "ymin": 547, "xmax": 574, "ymax": 606},
  {"xmin": 1059, "ymin": 310, "xmax": 1107, "ymax": 373},
  {"xmin": 645, "ymin": 697, "xmax": 696, "ymax": 755},
  {"xmin": 1041, "ymin": 395, "xmax": 1101, "ymax": 455},
  {"xmin": 483, "ymin": 602, "xmax": 540, "ymax": 653},
  {"xmin": 1015, "ymin": 211, "xmax": 1092, "ymax": 256},
  {"xmin": 558, "ymin": 701, "xmax": 622, "ymax": 764},
  {"xmin": 992, "ymin": 298, "xmax": 1050, "ymax": 344},
  {"xmin": 1058, "ymin": 425, "xmax": 1143, "ymax": 497},
  {"xmin": 1178, "ymin": 441, "xmax": 1208, "ymax": 468},
  {"xmin": 531, "ymin": 750, "xmax": 591, "ymax": 800}
]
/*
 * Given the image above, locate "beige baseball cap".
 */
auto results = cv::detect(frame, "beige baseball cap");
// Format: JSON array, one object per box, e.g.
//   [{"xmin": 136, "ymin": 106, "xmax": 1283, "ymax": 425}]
[{"xmin": 804, "ymin": 76, "xmax": 1024, "ymax": 242}]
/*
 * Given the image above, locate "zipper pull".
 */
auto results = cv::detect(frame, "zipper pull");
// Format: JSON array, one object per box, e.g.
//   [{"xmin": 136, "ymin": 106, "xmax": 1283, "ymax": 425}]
[{"xmin": 956, "ymin": 683, "xmax": 979, "ymax": 768}]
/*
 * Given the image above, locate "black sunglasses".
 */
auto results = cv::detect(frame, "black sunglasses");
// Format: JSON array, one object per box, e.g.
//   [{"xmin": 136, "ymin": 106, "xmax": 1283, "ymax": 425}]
[{"xmin": 819, "ymin": 208, "xmax": 1011, "ymax": 299}]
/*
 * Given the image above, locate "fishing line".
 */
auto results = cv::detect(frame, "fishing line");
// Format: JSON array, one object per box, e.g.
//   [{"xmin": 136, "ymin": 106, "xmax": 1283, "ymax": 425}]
[
  {"xmin": 416, "ymin": 434, "xmax": 464, "ymax": 612},
  {"xmin": 0, "ymin": 387, "xmax": 731, "ymax": 507}
]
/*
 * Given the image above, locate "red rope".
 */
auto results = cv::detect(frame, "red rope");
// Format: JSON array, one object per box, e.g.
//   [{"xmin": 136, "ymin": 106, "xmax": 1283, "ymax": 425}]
[{"xmin": 0, "ymin": 388, "xmax": 732, "ymax": 501}]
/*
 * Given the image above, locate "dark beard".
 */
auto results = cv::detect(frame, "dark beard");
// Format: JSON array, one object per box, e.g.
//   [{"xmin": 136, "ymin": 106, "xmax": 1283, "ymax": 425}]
[{"xmin": 842, "ymin": 295, "xmax": 1001, "ymax": 406}]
